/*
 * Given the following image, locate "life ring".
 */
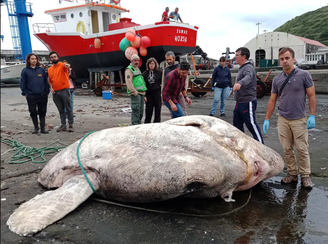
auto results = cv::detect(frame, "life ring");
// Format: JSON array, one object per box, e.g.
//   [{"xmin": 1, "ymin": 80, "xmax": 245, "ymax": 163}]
[
  {"xmin": 76, "ymin": 21, "xmax": 85, "ymax": 34},
  {"xmin": 112, "ymin": 0, "xmax": 120, "ymax": 4}
]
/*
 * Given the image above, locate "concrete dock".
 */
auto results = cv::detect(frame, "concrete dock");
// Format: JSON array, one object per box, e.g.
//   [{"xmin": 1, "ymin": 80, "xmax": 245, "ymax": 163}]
[{"xmin": 1, "ymin": 87, "xmax": 328, "ymax": 243}]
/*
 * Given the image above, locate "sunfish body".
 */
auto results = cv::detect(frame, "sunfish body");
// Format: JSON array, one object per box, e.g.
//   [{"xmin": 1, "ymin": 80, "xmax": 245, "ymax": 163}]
[{"xmin": 7, "ymin": 115, "xmax": 284, "ymax": 236}]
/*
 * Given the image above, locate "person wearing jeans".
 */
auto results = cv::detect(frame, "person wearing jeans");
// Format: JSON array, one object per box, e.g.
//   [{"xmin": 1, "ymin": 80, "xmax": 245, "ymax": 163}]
[
  {"xmin": 210, "ymin": 56, "xmax": 232, "ymax": 117},
  {"xmin": 162, "ymin": 61, "xmax": 192, "ymax": 118},
  {"xmin": 64, "ymin": 67, "xmax": 76, "ymax": 114}
]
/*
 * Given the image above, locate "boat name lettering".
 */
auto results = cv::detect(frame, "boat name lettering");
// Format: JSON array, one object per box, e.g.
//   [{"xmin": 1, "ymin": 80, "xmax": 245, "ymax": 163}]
[
  {"xmin": 176, "ymin": 29, "xmax": 188, "ymax": 34},
  {"xmin": 175, "ymin": 36, "xmax": 187, "ymax": 43}
]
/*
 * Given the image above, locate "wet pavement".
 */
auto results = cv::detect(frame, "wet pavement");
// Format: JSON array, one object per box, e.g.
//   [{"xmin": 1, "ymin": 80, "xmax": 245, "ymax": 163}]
[{"xmin": 1, "ymin": 87, "xmax": 328, "ymax": 243}]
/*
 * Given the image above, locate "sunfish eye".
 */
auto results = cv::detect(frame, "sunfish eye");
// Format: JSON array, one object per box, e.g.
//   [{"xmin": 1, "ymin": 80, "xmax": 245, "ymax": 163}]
[{"xmin": 254, "ymin": 161, "xmax": 260, "ymax": 176}]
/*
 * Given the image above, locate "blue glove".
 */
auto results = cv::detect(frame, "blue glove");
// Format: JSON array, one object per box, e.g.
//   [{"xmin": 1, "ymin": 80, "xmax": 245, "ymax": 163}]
[
  {"xmin": 307, "ymin": 115, "xmax": 315, "ymax": 129},
  {"xmin": 263, "ymin": 120, "xmax": 270, "ymax": 134}
]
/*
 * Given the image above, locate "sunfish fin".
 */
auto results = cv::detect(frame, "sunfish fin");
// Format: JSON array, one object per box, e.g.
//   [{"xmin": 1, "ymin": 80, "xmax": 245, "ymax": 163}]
[
  {"xmin": 164, "ymin": 116, "xmax": 205, "ymax": 128},
  {"xmin": 7, "ymin": 174, "xmax": 99, "ymax": 236},
  {"xmin": 221, "ymin": 189, "xmax": 236, "ymax": 203}
]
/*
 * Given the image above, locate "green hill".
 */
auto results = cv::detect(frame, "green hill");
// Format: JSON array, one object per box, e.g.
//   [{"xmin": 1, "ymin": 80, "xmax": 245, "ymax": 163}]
[{"xmin": 274, "ymin": 6, "xmax": 328, "ymax": 46}]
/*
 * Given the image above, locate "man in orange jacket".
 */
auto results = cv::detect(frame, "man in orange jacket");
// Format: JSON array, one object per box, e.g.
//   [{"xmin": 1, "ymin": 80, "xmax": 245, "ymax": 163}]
[{"xmin": 48, "ymin": 51, "xmax": 74, "ymax": 132}]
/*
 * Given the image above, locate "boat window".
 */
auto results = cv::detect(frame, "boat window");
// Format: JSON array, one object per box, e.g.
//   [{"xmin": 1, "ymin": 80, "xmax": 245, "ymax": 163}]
[
  {"xmin": 52, "ymin": 13, "xmax": 67, "ymax": 23},
  {"xmin": 102, "ymin": 12, "xmax": 110, "ymax": 32},
  {"xmin": 79, "ymin": 12, "xmax": 83, "ymax": 17},
  {"xmin": 71, "ymin": 13, "xmax": 74, "ymax": 19}
]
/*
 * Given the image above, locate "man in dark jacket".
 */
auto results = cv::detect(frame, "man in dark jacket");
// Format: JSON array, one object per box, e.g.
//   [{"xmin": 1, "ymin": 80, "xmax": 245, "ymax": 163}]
[
  {"xmin": 20, "ymin": 53, "xmax": 50, "ymax": 134},
  {"xmin": 232, "ymin": 47, "xmax": 263, "ymax": 143},
  {"xmin": 209, "ymin": 56, "xmax": 232, "ymax": 117}
]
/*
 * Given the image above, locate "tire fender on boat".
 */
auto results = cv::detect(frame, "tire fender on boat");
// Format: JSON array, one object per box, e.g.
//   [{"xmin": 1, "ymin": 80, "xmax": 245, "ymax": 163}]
[{"xmin": 76, "ymin": 21, "xmax": 85, "ymax": 34}]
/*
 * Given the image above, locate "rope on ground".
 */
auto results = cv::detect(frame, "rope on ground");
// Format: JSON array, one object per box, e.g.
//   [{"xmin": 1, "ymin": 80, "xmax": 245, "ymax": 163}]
[
  {"xmin": 0, "ymin": 137, "xmax": 67, "ymax": 164},
  {"xmin": 91, "ymin": 188, "xmax": 252, "ymax": 218}
]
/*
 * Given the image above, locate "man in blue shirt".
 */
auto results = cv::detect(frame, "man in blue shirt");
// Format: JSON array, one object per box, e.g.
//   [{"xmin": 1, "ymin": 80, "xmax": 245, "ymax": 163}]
[{"xmin": 169, "ymin": 8, "xmax": 183, "ymax": 23}]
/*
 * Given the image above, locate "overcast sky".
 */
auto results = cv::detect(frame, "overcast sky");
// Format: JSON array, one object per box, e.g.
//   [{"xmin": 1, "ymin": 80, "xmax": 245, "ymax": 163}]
[{"xmin": 1, "ymin": 0, "xmax": 327, "ymax": 59}]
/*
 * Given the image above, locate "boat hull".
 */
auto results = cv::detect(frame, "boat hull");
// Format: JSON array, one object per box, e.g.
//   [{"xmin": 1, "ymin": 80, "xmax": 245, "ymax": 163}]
[
  {"xmin": 35, "ymin": 22, "xmax": 198, "ymax": 80},
  {"xmin": 1, "ymin": 63, "xmax": 25, "ymax": 84},
  {"xmin": 60, "ymin": 45, "xmax": 195, "ymax": 79}
]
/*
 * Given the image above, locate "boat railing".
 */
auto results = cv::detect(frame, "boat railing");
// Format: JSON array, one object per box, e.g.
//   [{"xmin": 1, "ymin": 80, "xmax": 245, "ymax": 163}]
[{"xmin": 32, "ymin": 23, "xmax": 57, "ymax": 33}]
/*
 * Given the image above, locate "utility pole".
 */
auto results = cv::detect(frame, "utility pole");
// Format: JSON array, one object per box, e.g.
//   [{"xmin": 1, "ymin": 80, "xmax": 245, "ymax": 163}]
[{"xmin": 256, "ymin": 22, "xmax": 262, "ymax": 36}]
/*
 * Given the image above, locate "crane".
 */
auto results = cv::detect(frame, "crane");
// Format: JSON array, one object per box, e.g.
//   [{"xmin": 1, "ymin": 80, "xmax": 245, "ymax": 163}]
[{"xmin": 1, "ymin": 0, "xmax": 33, "ymax": 61}]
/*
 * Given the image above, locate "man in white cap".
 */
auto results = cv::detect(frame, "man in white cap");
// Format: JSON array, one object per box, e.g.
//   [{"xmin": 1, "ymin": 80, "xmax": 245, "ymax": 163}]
[{"xmin": 125, "ymin": 54, "xmax": 147, "ymax": 125}]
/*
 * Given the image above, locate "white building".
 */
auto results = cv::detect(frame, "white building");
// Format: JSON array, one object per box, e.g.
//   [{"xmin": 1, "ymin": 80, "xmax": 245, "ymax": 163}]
[{"xmin": 244, "ymin": 32, "xmax": 327, "ymax": 67}]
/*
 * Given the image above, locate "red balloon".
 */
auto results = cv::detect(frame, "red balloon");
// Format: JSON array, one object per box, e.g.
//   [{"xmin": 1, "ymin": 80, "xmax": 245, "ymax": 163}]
[
  {"xmin": 125, "ymin": 47, "xmax": 138, "ymax": 60},
  {"xmin": 139, "ymin": 46, "xmax": 147, "ymax": 56},
  {"xmin": 140, "ymin": 36, "xmax": 151, "ymax": 48},
  {"xmin": 138, "ymin": 57, "xmax": 142, "ymax": 68},
  {"xmin": 125, "ymin": 28, "xmax": 136, "ymax": 41},
  {"xmin": 131, "ymin": 35, "xmax": 141, "ymax": 48}
]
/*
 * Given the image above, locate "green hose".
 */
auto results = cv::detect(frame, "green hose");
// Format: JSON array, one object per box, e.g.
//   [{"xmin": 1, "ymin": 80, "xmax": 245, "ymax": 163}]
[{"xmin": 1, "ymin": 137, "xmax": 67, "ymax": 164}]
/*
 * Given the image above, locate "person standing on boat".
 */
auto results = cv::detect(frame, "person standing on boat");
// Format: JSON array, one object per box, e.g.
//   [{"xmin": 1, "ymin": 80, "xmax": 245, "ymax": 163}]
[
  {"xmin": 232, "ymin": 47, "xmax": 263, "ymax": 144},
  {"xmin": 161, "ymin": 7, "xmax": 170, "ymax": 21},
  {"xmin": 20, "ymin": 53, "xmax": 50, "ymax": 134},
  {"xmin": 162, "ymin": 51, "xmax": 188, "ymax": 114},
  {"xmin": 169, "ymin": 7, "xmax": 183, "ymax": 23},
  {"xmin": 48, "ymin": 51, "xmax": 74, "ymax": 132},
  {"xmin": 162, "ymin": 61, "xmax": 192, "ymax": 118},
  {"xmin": 209, "ymin": 56, "xmax": 232, "ymax": 117},
  {"xmin": 125, "ymin": 54, "xmax": 147, "ymax": 125},
  {"xmin": 142, "ymin": 57, "xmax": 162, "ymax": 123}
]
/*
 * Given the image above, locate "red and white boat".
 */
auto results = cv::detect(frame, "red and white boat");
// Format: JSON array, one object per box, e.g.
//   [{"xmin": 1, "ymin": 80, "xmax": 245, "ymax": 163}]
[{"xmin": 33, "ymin": 0, "xmax": 198, "ymax": 81}]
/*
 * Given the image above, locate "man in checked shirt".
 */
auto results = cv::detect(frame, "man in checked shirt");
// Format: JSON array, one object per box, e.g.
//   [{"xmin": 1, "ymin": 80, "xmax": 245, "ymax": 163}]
[{"xmin": 162, "ymin": 61, "xmax": 192, "ymax": 118}]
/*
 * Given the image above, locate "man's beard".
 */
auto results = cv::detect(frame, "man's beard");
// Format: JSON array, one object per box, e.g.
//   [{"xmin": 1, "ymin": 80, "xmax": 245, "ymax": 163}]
[
  {"xmin": 52, "ymin": 59, "xmax": 59, "ymax": 64},
  {"xmin": 167, "ymin": 61, "xmax": 173, "ymax": 66}
]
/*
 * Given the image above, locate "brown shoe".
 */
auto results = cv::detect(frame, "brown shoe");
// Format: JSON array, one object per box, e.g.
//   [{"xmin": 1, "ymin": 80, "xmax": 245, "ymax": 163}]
[
  {"xmin": 56, "ymin": 126, "xmax": 67, "ymax": 132},
  {"xmin": 301, "ymin": 177, "xmax": 314, "ymax": 189},
  {"xmin": 68, "ymin": 125, "xmax": 74, "ymax": 132},
  {"xmin": 281, "ymin": 174, "xmax": 298, "ymax": 184}
]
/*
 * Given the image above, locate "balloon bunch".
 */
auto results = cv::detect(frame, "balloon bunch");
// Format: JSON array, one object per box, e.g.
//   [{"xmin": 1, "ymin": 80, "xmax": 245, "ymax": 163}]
[{"xmin": 119, "ymin": 28, "xmax": 151, "ymax": 67}]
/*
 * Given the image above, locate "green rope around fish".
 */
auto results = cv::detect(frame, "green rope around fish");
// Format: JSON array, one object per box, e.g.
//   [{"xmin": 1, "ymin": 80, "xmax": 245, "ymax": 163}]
[
  {"xmin": 0, "ymin": 137, "xmax": 67, "ymax": 164},
  {"xmin": 76, "ymin": 131, "xmax": 99, "ymax": 195}
]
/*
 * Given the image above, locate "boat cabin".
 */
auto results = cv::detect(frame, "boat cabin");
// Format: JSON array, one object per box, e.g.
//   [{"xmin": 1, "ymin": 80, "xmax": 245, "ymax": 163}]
[{"xmin": 44, "ymin": 1, "xmax": 138, "ymax": 35}]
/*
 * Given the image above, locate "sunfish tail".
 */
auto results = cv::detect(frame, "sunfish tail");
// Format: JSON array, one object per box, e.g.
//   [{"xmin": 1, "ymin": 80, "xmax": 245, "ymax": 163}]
[{"xmin": 7, "ymin": 174, "xmax": 99, "ymax": 236}]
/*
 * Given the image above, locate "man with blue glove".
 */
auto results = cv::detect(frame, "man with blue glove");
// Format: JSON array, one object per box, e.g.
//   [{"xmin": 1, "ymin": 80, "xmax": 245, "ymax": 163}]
[{"xmin": 263, "ymin": 47, "xmax": 316, "ymax": 189}]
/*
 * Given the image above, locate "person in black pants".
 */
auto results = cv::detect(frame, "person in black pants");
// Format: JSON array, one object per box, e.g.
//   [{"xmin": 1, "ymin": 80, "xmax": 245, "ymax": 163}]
[
  {"xmin": 20, "ymin": 53, "xmax": 50, "ymax": 134},
  {"xmin": 232, "ymin": 47, "xmax": 263, "ymax": 143},
  {"xmin": 142, "ymin": 57, "xmax": 162, "ymax": 123}
]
